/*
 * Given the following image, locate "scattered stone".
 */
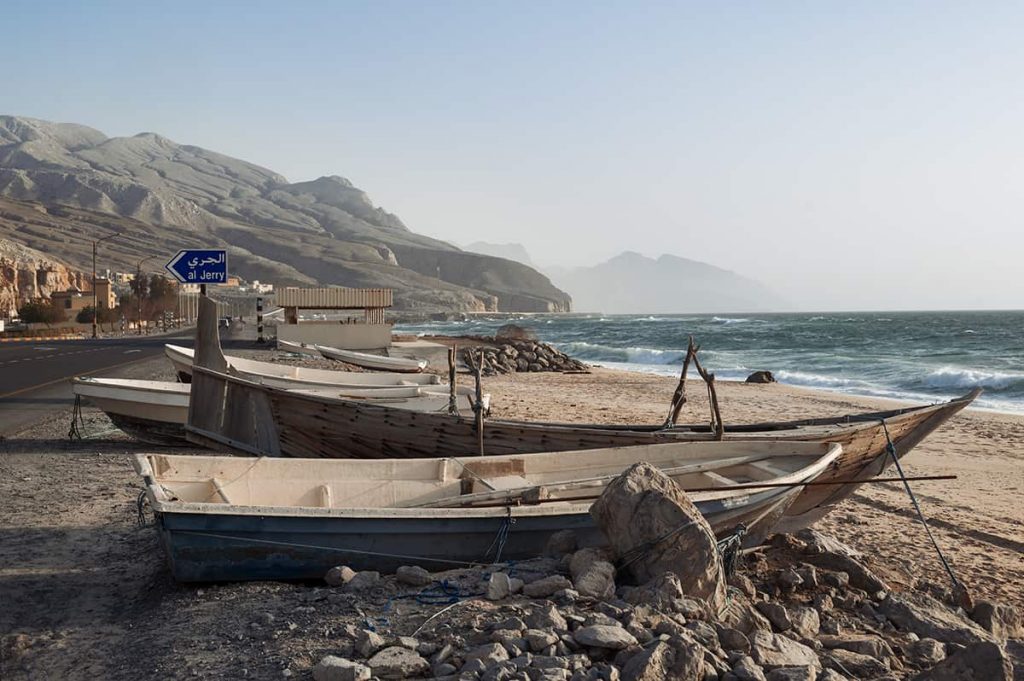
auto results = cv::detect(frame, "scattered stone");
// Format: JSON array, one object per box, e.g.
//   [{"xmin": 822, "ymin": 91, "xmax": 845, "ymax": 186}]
[
  {"xmin": 720, "ymin": 597, "xmax": 773, "ymax": 636},
  {"xmin": 717, "ymin": 626, "xmax": 751, "ymax": 653},
  {"xmin": 488, "ymin": 572, "xmax": 513, "ymax": 601},
  {"xmin": 312, "ymin": 656, "xmax": 370, "ymax": 681},
  {"xmin": 970, "ymin": 600, "xmax": 1022, "ymax": 640},
  {"xmin": 775, "ymin": 569, "xmax": 803, "ymax": 590},
  {"xmin": 366, "ymin": 646, "xmax": 429, "ymax": 679},
  {"xmin": 908, "ymin": 638, "xmax": 946, "ymax": 666},
  {"xmin": 553, "ymin": 588, "xmax": 581, "ymax": 605},
  {"xmin": 591, "ymin": 462, "xmax": 726, "ymax": 612},
  {"xmin": 803, "ymin": 552, "xmax": 888, "ymax": 594},
  {"xmin": 527, "ymin": 605, "xmax": 568, "ymax": 632},
  {"xmin": 355, "ymin": 630, "xmax": 386, "ymax": 658},
  {"xmin": 756, "ymin": 603, "xmax": 792, "ymax": 632},
  {"xmin": 795, "ymin": 566, "xmax": 818, "ymax": 589},
  {"xmin": 526, "ymin": 629, "xmax": 560, "ymax": 653},
  {"xmin": 432, "ymin": 662, "xmax": 457, "ymax": 677},
  {"xmin": 395, "ymin": 565, "xmax": 432, "ymax": 586},
  {"xmin": 764, "ymin": 667, "xmax": 815, "ymax": 681},
  {"xmin": 729, "ymin": 574, "xmax": 758, "ymax": 599},
  {"xmin": 324, "ymin": 565, "xmax": 356, "ymax": 586},
  {"xmin": 749, "ymin": 631, "xmax": 821, "ymax": 671},
  {"xmin": 621, "ymin": 640, "xmax": 703, "ymax": 681},
  {"xmin": 545, "ymin": 530, "xmax": 579, "ymax": 558},
  {"xmin": 745, "ymin": 371, "xmax": 776, "ymax": 384},
  {"xmin": 464, "ymin": 642, "xmax": 510, "ymax": 666},
  {"xmin": 524, "ymin": 575, "xmax": 574, "ymax": 598},
  {"xmin": 909, "ymin": 640, "xmax": 1012, "ymax": 680},
  {"xmin": 878, "ymin": 592, "xmax": 991, "ymax": 645},
  {"xmin": 569, "ymin": 549, "xmax": 617, "ymax": 600},
  {"xmin": 820, "ymin": 572, "xmax": 849, "ymax": 590},
  {"xmin": 573, "ymin": 625, "xmax": 637, "ymax": 650},
  {"xmin": 795, "ymin": 529, "xmax": 864, "ymax": 559},
  {"xmin": 344, "ymin": 571, "xmax": 380, "ymax": 591},
  {"xmin": 822, "ymin": 649, "xmax": 890, "ymax": 678},
  {"xmin": 729, "ymin": 655, "xmax": 768, "ymax": 681},
  {"xmin": 819, "ymin": 634, "xmax": 893, "ymax": 661},
  {"xmin": 492, "ymin": 616, "xmax": 527, "ymax": 632},
  {"xmin": 789, "ymin": 607, "xmax": 820, "ymax": 639}
]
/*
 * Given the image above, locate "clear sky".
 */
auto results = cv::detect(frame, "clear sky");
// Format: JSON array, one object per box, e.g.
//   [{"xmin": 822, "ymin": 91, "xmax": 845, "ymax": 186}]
[{"xmin": 4, "ymin": 0, "xmax": 1022, "ymax": 310}]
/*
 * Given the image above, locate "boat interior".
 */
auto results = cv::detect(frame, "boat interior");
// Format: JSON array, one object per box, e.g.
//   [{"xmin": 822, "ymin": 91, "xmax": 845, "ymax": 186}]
[{"xmin": 137, "ymin": 441, "xmax": 839, "ymax": 513}]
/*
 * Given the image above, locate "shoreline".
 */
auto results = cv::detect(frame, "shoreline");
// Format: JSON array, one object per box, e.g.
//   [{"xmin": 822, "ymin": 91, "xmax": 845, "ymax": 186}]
[{"xmin": 588, "ymin": 360, "xmax": 1024, "ymax": 417}]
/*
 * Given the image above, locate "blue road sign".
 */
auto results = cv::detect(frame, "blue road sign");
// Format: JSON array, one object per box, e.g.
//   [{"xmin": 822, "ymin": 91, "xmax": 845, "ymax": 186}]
[{"xmin": 165, "ymin": 249, "xmax": 228, "ymax": 284}]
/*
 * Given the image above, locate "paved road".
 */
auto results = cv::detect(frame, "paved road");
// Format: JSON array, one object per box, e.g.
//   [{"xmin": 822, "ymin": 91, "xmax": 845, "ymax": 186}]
[{"xmin": 0, "ymin": 335, "xmax": 190, "ymax": 436}]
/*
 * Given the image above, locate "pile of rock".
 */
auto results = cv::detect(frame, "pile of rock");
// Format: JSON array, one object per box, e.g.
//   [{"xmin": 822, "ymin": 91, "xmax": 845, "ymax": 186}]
[
  {"xmin": 308, "ymin": 464, "xmax": 1020, "ymax": 680},
  {"xmin": 460, "ymin": 341, "xmax": 588, "ymax": 375}
]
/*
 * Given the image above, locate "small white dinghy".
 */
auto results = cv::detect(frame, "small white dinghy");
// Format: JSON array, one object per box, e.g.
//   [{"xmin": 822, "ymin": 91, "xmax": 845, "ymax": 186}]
[
  {"xmin": 315, "ymin": 344, "xmax": 428, "ymax": 373},
  {"xmin": 71, "ymin": 377, "xmax": 190, "ymax": 445},
  {"xmin": 165, "ymin": 345, "xmax": 442, "ymax": 389},
  {"xmin": 276, "ymin": 339, "xmax": 319, "ymax": 357},
  {"xmin": 135, "ymin": 440, "xmax": 841, "ymax": 581}
]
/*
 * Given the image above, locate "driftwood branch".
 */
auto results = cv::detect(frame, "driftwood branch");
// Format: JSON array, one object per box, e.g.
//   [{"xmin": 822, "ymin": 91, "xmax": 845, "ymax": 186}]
[
  {"xmin": 691, "ymin": 350, "xmax": 724, "ymax": 440},
  {"xmin": 665, "ymin": 336, "xmax": 699, "ymax": 427}
]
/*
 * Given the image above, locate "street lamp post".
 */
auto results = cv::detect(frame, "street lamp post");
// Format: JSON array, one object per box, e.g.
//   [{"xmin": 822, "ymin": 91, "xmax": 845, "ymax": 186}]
[
  {"xmin": 91, "ymin": 232, "xmax": 122, "ymax": 338},
  {"xmin": 135, "ymin": 255, "xmax": 158, "ymax": 335}
]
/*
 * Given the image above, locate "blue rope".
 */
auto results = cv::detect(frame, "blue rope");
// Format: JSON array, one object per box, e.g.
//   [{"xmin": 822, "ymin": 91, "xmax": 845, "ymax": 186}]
[{"xmin": 879, "ymin": 419, "xmax": 961, "ymax": 588}]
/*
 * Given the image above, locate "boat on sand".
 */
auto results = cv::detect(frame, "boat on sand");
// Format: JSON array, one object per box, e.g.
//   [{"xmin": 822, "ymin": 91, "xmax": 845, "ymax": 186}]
[
  {"xmin": 165, "ymin": 344, "xmax": 442, "ymax": 389},
  {"xmin": 135, "ymin": 440, "xmax": 841, "ymax": 581},
  {"xmin": 316, "ymin": 344, "xmax": 428, "ymax": 372}
]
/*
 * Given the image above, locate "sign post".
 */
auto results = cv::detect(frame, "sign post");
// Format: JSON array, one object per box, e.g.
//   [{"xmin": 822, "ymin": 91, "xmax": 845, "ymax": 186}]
[{"xmin": 165, "ymin": 250, "xmax": 228, "ymax": 286}]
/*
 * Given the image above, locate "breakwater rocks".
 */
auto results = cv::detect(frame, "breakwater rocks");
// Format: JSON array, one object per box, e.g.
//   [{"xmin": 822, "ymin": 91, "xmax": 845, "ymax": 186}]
[
  {"xmin": 457, "ymin": 324, "xmax": 588, "ymax": 375},
  {"xmin": 459, "ymin": 340, "xmax": 588, "ymax": 376},
  {"xmin": 308, "ymin": 528, "xmax": 1019, "ymax": 681}
]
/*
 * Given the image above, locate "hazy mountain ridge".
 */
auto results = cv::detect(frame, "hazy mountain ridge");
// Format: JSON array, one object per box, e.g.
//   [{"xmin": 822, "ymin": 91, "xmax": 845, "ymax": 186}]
[
  {"xmin": 0, "ymin": 116, "xmax": 570, "ymax": 312},
  {"xmin": 550, "ymin": 251, "xmax": 786, "ymax": 313},
  {"xmin": 463, "ymin": 241, "xmax": 536, "ymax": 267}
]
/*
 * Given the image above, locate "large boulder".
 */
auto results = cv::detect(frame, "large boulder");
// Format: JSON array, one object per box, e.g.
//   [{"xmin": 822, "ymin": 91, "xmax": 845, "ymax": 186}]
[
  {"xmin": 749, "ymin": 631, "xmax": 821, "ymax": 671},
  {"xmin": 495, "ymin": 324, "xmax": 537, "ymax": 342},
  {"xmin": 970, "ymin": 600, "xmax": 1023, "ymax": 641},
  {"xmin": 590, "ymin": 462, "xmax": 726, "ymax": 612},
  {"xmin": 569, "ymin": 548, "xmax": 617, "ymax": 600},
  {"xmin": 745, "ymin": 371, "xmax": 776, "ymax": 384}
]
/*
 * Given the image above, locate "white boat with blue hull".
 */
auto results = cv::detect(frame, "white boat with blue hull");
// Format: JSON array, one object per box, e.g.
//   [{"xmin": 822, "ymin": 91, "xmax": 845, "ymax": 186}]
[{"xmin": 135, "ymin": 441, "xmax": 840, "ymax": 582}]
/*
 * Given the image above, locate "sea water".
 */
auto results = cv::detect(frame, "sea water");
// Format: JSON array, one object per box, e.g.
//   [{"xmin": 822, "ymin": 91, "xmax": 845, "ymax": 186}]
[{"xmin": 395, "ymin": 311, "xmax": 1024, "ymax": 413}]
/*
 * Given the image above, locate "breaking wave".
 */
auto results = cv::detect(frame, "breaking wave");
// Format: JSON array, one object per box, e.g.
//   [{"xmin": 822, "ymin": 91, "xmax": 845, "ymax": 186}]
[{"xmin": 921, "ymin": 367, "xmax": 1023, "ymax": 391}]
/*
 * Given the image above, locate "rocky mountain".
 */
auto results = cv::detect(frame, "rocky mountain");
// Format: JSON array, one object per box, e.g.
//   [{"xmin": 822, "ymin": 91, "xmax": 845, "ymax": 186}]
[
  {"xmin": 0, "ymin": 116, "xmax": 570, "ymax": 312},
  {"xmin": 546, "ymin": 251, "xmax": 786, "ymax": 313},
  {"xmin": 463, "ymin": 242, "xmax": 536, "ymax": 268},
  {"xmin": 0, "ymin": 238, "xmax": 87, "ymax": 317}
]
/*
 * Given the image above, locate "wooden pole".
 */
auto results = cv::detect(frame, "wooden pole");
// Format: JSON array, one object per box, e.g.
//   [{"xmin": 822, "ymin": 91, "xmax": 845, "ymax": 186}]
[
  {"xmin": 448, "ymin": 344, "xmax": 458, "ymax": 416},
  {"xmin": 691, "ymin": 351, "xmax": 724, "ymax": 440},
  {"xmin": 474, "ymin": 348, "xmax": 485, "ymax": 456}
]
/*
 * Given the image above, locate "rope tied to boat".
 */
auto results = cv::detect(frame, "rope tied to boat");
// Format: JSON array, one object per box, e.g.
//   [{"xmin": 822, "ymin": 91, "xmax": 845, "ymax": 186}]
[
  {"xmin": 879, "ymin": 419, "xmax": 965, "ymax": 597},
  {"xmin": 616, "ymin": 517, "xmax": 703, "ymax": 572},
  {"xmin": 481, "ymin": 507, "xmax": 515, "ymax": 564},
  {"xmin": 68, "ymin": 395, "xmax": 85, "ymax": 440},
  {"xmin": 716, "ymin": 523, "xmax": 747, "ymax": 577}
]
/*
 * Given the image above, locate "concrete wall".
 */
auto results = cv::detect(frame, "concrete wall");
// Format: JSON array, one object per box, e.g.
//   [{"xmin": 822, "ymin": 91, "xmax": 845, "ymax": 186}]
[{"xmin": 277, "ymin": 322, "xmax": 392, "ymax": 350}]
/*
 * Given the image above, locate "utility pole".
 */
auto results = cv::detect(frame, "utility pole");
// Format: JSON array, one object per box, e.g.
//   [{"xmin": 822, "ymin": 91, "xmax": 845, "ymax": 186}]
[
  {"xmin": 135, "ymin": 255, "xmax": 157, "ymax": 335},
  {"xmin": 91, "ymin": 232, "xmax": 122, "ymax": 339}
]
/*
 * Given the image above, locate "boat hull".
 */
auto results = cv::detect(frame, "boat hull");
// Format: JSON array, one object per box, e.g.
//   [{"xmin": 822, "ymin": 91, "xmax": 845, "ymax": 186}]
[{"xmin": 72, "ymin": 378, "xmax": 190, "ymax": 445}]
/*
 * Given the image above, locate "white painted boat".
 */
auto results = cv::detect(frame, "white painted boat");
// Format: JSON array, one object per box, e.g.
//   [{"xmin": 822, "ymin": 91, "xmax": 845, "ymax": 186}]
[
  {"xmin": 276, "ymin": 339, "xmax": 319, "ymax": 356},
  {"xmin": 315, "ymin": 344, "xmax": 428, "ymax": 372},
  {"xmin": 135, "ymin": 441, "xmax": 841, "ymax": 581},
  {"xmin": 71, "ymin": 377, "xmax": 190, "ymax": 445},
  {"xmin": 165, "ymin": 344, "xmax": 443, "ymax": 389},
  {"xmin": 72, "ymin": 376, "xmax": 486, "ymax": 446}
]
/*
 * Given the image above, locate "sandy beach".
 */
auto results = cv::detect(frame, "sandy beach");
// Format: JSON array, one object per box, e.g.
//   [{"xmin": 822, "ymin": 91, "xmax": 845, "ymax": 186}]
[{"xmin": 1, "ymin": 353, "xmax": 1021, "ymax": 679}]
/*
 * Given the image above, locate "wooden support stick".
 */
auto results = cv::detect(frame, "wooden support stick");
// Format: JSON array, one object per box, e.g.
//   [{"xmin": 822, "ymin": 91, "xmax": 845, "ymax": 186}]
[
  {"xmin": 447, "ymin": 344, "xmax": 458, "ymax": 415},
  {"xmin": 666, "ymin": 336, "xmax": 698, "ymax": 427},
  {"xmin": 474, "ymin": 348, "xmax": 485, "ymax": 456},
  {"xmin": 691, "ymin": 350, "xmax": 724, "ymax": 440}
]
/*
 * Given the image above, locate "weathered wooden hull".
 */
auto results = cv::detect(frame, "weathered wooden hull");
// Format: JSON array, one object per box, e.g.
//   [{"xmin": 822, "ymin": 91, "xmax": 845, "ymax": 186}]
[
  {"xmin": 188, "ymin": 365, "xmax": 976, "ymax": 527},
  {"xmin": 138, "ymin": 441, "xmax": 839, "ymax": 582},
  {"xmin": 316, "ymin": 344, "xmax": 428, "ymax": 372}
]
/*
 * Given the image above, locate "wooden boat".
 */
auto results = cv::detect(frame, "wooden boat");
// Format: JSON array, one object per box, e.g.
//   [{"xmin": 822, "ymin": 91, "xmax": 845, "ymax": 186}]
[
  {"xmin": 165, "ymin": 344, "xmax": 442, "ymax": 388},
  {"xmin": 187, "ymin": 296, "xmax": 978, "ymax": 530},
  {"xmin": 135, "ymin": 441, "xmax": 841, "ymax": 581},
  {"xmin": 72, "ymin": 376, "xmax": 486, "ymax": 445},
  {"xmin": 71, "ymin": 377, "xmax": 190, "ymax": 446},
  {"xmin": 276, "ymin": 339, "xmax": 319, "ymax": 356},
  {"xmin": 315, "ymin": 344, "xmax": 428, "ymax": 372}
]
